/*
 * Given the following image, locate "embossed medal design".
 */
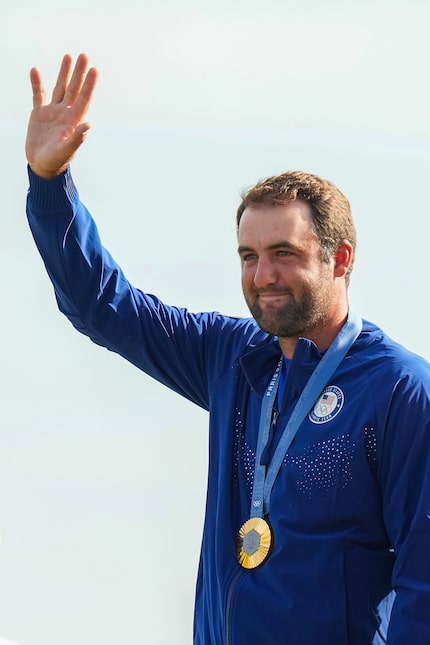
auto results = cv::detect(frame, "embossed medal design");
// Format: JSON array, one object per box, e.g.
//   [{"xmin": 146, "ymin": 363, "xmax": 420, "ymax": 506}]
[{"xmin": 236, "ymin": 517, "xmax": 272, "ymax": 569}]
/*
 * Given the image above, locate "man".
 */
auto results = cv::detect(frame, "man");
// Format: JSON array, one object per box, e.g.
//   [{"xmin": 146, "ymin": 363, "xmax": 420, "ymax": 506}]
[{"xmin": 25, "ymin": 54, "xmax": 430, "ymax": 644}]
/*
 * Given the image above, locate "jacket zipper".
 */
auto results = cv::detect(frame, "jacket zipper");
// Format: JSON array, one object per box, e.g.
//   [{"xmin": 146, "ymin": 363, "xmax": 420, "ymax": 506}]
[{"xmin": 225, "ymin": 568, "xmax": 244, "ymax": 645}]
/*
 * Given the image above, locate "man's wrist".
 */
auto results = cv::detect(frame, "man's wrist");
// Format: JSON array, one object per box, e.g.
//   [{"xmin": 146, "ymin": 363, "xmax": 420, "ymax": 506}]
[{"xmin": 28, "ymin": 163, "xmax": 68, "ymax": 180}]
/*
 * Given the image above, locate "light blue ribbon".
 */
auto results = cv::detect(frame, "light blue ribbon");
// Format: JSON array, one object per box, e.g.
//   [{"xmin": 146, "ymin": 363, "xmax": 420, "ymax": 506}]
[{"xmin": 250, "ymin": 310, "xmax": 362, "ymax": 518}]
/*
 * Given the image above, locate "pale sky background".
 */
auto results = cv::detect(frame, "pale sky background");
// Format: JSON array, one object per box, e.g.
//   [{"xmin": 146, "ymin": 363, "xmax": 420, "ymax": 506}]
[{"xmin": 1, "ymin": 1, "xmax": 430, "ymax": 644}]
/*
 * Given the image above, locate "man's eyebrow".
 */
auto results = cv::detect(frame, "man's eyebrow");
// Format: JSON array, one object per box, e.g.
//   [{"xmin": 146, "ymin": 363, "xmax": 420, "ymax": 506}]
[
  {"xmin": 268, "ymin": 241, "xmax": 300, "ymax": 251},
  {"xmin": 237, "ymin": 244, "xmax": 254, "ymax": 255},
  {"xmin": 237, "ymin": 240, "xmax": 302, "ymax": 254}
]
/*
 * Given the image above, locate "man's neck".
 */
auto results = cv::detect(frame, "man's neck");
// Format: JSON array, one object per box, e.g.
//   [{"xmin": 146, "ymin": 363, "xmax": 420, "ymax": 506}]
[{"xmin": 278, "ymin": 312, "xmax": 349, "ymax": 360}]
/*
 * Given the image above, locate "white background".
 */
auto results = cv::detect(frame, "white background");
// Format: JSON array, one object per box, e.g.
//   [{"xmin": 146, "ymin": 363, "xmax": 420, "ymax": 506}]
[{"xmin": 1, "ymin": 1, "xmax": 430, "ymax": 643}]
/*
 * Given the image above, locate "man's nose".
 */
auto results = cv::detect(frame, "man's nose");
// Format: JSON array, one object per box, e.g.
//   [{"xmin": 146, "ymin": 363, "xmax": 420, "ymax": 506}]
[{"xmin": 253, "ymin": 256, "xmax": 278, "ymax": 288}]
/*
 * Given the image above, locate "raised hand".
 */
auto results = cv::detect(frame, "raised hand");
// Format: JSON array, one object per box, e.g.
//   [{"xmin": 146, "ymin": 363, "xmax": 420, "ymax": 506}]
[{"xmin": 25, "ymin": 53, "xmax": 98, "ymax": 179}]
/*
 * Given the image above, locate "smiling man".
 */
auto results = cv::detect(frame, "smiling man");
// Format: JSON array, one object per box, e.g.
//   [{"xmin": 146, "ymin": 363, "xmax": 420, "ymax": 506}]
[
  {"xmin": 25, "ymin": 54, "xmax": 430, "ymax": 644},
  {"xmin": 237, "ymin": 177, "xmax": 354, "ymax": 357}
]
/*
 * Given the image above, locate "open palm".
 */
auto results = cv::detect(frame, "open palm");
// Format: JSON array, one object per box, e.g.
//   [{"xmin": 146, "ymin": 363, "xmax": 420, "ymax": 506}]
[{"xmin": 25, "ymin": 53, "xmax": 98, "ymax": 179}]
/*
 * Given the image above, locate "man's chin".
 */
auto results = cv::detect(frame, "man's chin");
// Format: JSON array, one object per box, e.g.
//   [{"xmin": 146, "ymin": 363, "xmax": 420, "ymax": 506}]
[
  {"xmin": 252, "ymin": 309, "xmax": 305, "ymax": 338},
  {"xmin": 247, "ymin": 302, "xmax": 294, "ymax": 335},
  {"xmin": 253, "ymin": 314, "xmax": 285, "ymax": 337}
]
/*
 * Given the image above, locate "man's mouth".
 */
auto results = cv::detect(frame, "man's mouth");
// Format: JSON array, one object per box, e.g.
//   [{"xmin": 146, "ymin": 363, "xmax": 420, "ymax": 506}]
[{"xmin": 257, "ymin": 290, "xmax": 292, "ymax": 304}]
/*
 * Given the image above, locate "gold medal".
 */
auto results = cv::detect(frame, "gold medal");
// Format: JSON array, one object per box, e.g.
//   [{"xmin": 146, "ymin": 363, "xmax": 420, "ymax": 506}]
[{"xmin": 236, "ymin": 517, "xmax": 272, "ymax": 569}]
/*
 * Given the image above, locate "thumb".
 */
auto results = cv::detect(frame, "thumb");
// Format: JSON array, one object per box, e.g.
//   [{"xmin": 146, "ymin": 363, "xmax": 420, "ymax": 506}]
[
  {"xmin": 61, "ymin": 122, "xmax": 92, "ymax": 160},
  {"xmin": 72, "ymin": 121, "xmax": 92, "ymax": 143}
]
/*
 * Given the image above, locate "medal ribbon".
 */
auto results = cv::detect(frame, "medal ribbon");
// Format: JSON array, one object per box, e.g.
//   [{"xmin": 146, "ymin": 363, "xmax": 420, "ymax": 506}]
[{"xmin": 250, "ymin": 310, "xmax": 362, "ymax": 518}]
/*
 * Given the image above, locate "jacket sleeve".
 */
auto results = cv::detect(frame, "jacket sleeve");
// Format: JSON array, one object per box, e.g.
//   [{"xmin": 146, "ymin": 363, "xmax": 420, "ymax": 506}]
[
  {"xmin": 379, "ymin": 368, "xmax": 430, "ymax": 643},
  {"xmin": 25, "ymin": 167, "xmax": 256, "ymax": 410}
]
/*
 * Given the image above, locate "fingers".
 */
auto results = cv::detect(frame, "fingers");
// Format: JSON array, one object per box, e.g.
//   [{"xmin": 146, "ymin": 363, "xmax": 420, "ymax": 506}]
[
  {"xmin": 50, "ymin": 53, "xmax": 97, "ymax": 112},
  {"xmin": 51, "ymin": 53, "xmax": 73, "ymax": 103},
  {"xmin": 30, "ymin": 53, "xmax": 98, "ymax": 126},
  {"xmin": 63, "ymin": 53, "xmax": 90, "ymax": 107},
  {"xmin": 72, "ymin": 66, "xmax": 98, "ymax": 121},
  {"xmin": 30, "ymin": 66, "xmax": 46, "ymax": 108},
  {"xmin": 52, "ymin": 53, "xmax": 98, "ymax": 119},
  {"xmin": 32, "ymin": 53, "xmax": 87, "ymax": 108}
]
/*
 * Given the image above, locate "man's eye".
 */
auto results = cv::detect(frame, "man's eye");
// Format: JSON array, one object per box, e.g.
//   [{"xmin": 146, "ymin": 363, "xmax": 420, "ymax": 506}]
[
  {"xmin": 277, "ymin": 250, "xmax": 293, "ymax": 257},
  {"xmin": 242, "ymin": 253, "xmax": 257, "ymax": 262}
]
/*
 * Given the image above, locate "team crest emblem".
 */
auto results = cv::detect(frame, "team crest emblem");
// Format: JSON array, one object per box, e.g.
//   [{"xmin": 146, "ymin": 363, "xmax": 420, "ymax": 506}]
[{"xmin": 309, "ymin": 386, "xmax": 344, "ymax": 425}]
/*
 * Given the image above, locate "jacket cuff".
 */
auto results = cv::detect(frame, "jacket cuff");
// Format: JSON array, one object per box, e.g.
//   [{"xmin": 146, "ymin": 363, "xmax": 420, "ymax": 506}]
[{"xmin": 27, "ymin": 165, "xmax": 78, "ymax": 211}]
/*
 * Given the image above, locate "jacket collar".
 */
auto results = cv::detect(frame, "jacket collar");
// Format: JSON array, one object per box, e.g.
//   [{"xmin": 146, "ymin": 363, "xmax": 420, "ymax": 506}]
[
  {"xmin": 239, "ymin": 317, "xmax": 378, "ymax": 400},
  {"xmin": 240, "ymin": 336, "xmax": 324, "ymax": 400}
]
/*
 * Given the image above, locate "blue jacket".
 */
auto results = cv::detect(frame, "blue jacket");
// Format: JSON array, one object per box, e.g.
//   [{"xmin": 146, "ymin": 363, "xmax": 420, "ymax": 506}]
[{"xmin": 26, "ymin": 168, "xmax": 430, "ymax": 644}]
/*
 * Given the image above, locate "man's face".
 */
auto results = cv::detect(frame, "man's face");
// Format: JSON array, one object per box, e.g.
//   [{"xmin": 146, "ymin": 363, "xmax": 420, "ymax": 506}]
[{"xmin": 238, "ymin": 201, "xmax": 336, "ymax": 340}]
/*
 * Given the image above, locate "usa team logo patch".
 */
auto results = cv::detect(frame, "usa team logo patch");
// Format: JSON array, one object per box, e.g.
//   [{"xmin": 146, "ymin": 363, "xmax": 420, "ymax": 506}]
[{"xmin": 309, "ymin": 386, "xmax": 344, "ymax": 425}]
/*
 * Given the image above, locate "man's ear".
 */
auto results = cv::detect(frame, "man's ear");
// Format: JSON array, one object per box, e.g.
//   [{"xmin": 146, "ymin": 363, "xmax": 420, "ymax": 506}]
[{"xmin": 334, "ymin": 240, "xmax": 354, "ymax": 278}]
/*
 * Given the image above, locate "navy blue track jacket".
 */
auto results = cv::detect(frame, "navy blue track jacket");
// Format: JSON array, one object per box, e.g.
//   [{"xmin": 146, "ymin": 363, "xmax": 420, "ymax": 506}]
[{"xmin": 26, "ymin": 167, "xmax": 430, "ymax": 644}]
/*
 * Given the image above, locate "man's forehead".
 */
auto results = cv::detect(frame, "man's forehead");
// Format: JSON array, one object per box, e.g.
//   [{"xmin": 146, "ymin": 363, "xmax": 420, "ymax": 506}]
[{"xmin": 238, "ymin": 202, "xmax": 316, "ymax": 243}]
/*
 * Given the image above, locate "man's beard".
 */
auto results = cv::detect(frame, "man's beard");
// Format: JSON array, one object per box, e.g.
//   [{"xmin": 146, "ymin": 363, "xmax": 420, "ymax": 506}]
[{"xmin": 244, "ymin": 283, "xmax": 331, "ymax": 339}]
